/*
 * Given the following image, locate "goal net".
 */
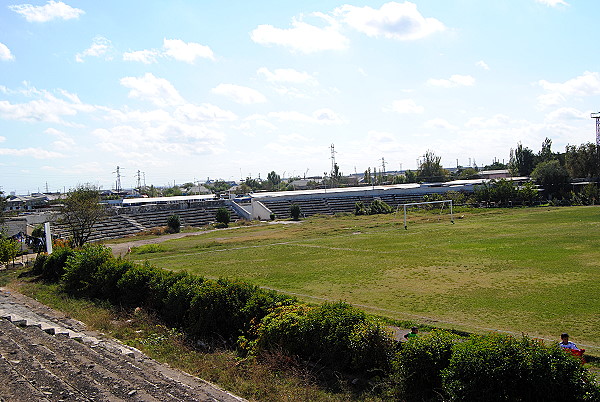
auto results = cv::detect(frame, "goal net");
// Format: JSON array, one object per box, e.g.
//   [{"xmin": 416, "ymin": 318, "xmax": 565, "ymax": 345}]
[{"xmin": 397, "ymin": 200, "xmax": 454, "ymax": 230}]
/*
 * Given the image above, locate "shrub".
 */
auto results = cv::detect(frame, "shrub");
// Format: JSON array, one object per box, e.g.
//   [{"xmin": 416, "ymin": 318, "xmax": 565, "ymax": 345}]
[
  {"xmin": 62, "ymin": 244, "xmax": 113, "ymax": 296},
  {"xmin": 391, "ymin": 330, "xmax": 456, "ymax": 400},
  {"xmin": 116, "ymin": 262, "xmax": 163, "ymax": 306},
  {"xmin": 253, "ymin": 302, "xmax": 394, "ymax": 373},
  {"xmin": 166, "ymin": 214, "xmax": 181, "ymax": 233},
  {"xmin": 290, "ymin": 204, "xmax": 301, "ymax": 220},
  {"xmin": 354, "ymin": 199, "xmax": 392, "ymax": 215},
  {"xmin": 215, "ymin": 207, "xmax": 230, "ymax": 227},
  {"xmin": 187, "ymin": 279, "xmax": 287, "ymax": 343},
  {"xmin": 441, "ymin": 334, "xmax": 600, "ymax": 401}
]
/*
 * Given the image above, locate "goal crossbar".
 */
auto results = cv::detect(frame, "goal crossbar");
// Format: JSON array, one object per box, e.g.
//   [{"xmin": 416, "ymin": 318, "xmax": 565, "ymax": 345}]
[{"xmin": 398, "ymin": 200, "xmax": 454, "ymax": 230}]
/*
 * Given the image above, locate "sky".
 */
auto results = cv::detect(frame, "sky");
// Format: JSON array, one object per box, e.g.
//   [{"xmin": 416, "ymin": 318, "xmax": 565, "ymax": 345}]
[{"xmin": 1, "ymin": 0, "xmax": 600, "ymax": 194}]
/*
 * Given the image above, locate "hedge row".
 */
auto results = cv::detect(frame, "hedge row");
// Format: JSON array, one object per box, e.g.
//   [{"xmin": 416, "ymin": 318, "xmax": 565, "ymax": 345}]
[{"xmin": 32, "ymin": 246, "xmax": 600, "ymax": 399}]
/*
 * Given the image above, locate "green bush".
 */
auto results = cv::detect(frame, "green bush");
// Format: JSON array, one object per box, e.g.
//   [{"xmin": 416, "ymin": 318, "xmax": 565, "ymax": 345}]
[
  {"xmin": 441, "ymin": 334, "xmax": 600, "ymax": 401},
  {"xmin": 253, "ymin": 302, "xmax": 394, "ymax": 373},
  {"xmin": 391, "ymin": 330, "xmax": 456, "ymax": 400},
  {"xmin": 94, "ymin": 258, "xmax": 135, "ymax": 302},
  {"xmin": 215, "ymin": 207, "xmax": 230, "ymax": 227},
  {"xmin": 290, "ymin": 204, "xmax": 301, "ymax": 220},
  {"xmin": 167, "ymin": 214, "xmax": 181, "ymax": 233},
  {"xmin": 116, "ymin": 262, "xmax": 163, "ymax": 306},
  {"xmin": 161, "ymin": 273, "xmax": 206, "ymax": 326},
  {"xmin": 62, "ymin": 244, "xmax": 113, "ymax": 296},
  {"xmin": 187, "ymin": 279, "xmax": 289, "ymax": 343},
  {"xmin": 354, "ymin": 199, "xmax": 392, "ymax": 215}
]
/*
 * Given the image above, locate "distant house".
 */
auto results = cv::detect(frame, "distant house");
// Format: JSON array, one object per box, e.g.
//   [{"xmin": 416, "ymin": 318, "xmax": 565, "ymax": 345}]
[
  {"xmin": 5, "ymin": 194, "xmax": 49, "ymax": 211},
  {"xmin": 187, "ymin": 185, "xmax": 211, "ymax": 195}
]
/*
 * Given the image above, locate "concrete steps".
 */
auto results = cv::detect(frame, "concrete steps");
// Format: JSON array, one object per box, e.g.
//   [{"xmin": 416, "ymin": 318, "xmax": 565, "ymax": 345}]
[{"xmin": 0, "ymin": 290, "xmax": 245, "ymax": 401}]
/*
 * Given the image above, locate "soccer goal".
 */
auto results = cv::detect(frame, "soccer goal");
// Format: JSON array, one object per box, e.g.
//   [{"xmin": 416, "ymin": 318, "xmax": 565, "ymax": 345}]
[{"xmin": 397, "ymin": 200, "xmax": 454, "ymax": 230}]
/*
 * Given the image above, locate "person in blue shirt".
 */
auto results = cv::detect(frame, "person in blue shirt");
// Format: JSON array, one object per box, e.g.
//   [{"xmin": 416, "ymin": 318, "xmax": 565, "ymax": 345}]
[{"xmin": 559, "ymin": 333, "xmax": 579, "ymax": 350}]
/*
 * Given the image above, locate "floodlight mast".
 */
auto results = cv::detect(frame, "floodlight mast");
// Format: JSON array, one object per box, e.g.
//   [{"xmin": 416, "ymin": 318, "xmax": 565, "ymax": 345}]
[{"xmin": 591, "ymin": 112, "xmax": 600, "ymax": 146}]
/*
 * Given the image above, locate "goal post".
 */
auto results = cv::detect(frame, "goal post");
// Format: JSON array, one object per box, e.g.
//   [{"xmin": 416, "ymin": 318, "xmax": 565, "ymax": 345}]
[{"xmin": 398, "ymin": 200, "xmax": 454, "ymax": 230}]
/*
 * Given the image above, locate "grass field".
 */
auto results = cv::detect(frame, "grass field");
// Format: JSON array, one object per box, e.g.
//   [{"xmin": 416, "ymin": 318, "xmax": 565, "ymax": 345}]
[{"xmin": 129, "ymin": 206, "xmax": 600, "ymax": 355}]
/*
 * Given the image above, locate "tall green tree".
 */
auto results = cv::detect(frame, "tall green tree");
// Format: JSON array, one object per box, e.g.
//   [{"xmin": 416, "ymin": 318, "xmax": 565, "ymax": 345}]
[
  {"xmin": 417, "ymin": 151, "xmax": 447, "ymax": 182},
  {"xmin": 565, "ymin": 142, "xmax": 600, "ymax": 179},
  {"xmin": 60, "ymin": 184, "xmax": 105, "ymax": 247},
  {"xmin": 537, "ymin": 137, "xmax": 555, "ymax": 163},
  {"xmin": 531, "ymin": 160, "xmax": 570, "ymax": 199},
  {"xmin": 509, "ymin": 143, "xmax": 535, "ymax": 176}
]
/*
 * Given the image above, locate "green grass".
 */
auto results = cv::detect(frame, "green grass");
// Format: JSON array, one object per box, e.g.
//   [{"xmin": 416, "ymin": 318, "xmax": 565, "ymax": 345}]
[{"xmin": 128, "ymin": 206, "xmax": 600, "ymax": 355}]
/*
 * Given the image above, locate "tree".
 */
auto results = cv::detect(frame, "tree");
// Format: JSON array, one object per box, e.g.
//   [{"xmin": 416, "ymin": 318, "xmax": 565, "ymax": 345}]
[
  {"xmin": 60, "ymin": 185, "xmax": 105, "ymax": 248},
  {"xmin": 538, "ymin": 137, "xmax": 555, "ymax": 163},
  {"xmin": 565, "ymin": 143, "xmax": 600, "ymax": 179},
  {"xmin": 215, "ymin": 207, "xmax": 230, "ymax": 226},
  {"xmin": 167, "ymin": 214, "xmax": 181, "ymax": 233},
  {"xmin": 531, "ymin": 160, "xmax": 569, "ymax": 199},
  {"xmin": 404, "ymin": 170, "xmax": 417, "ymax": 183},
  {"xmin": 0, "ymin": 237, "xmax": 19, "ymax": 267},
  {"xmin": 509, "ymin": 143, "xmax": 535, "ymax": 176},
  {"xmin": 417, "ymin": 151, "xmax": 447, "ymax": 182},
  {"xmin": 265, "ymin": 171, "xmax": 281, "ymax": 191},
  {"xmin": 290, "ymin": 204, "xmax": 301, "ymax": 220},
  {"xmin": 455, "ymin": 167, "xmax": 479, "ymax": 180}
]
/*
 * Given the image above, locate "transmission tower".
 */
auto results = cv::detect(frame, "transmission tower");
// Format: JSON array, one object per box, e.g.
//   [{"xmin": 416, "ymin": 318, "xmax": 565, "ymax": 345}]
[
  {"xmin": 113, "ymin": 166, "xmax": 122, "ymax": 192},
  {"xmin": 591, "ymin": 112, "xmax": 600, "ymax": 146},
  {"xmin": 381, "ymin": 157, "xmax": 386, "ymax": 174},
  {"xmin": 330, "ymin": 144, "xmax": 337, "ymax": 177},
  {"xmin": 136, "ymin": 170, "xmax": 143, "ymax": 191}
]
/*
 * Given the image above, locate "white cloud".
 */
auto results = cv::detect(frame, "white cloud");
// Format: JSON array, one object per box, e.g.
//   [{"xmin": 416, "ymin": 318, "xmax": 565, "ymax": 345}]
[
  {"xmin": 251, "ymin": 15, "xmax": 349, "ymax": 53},
  {"xmin": 0, "ymin": 86, "xmax": 95, "ymax": 125},
  {"xmin": 312, "ymin": 108, "xmax": 343, "ymax": 124},
  {"xmin": 93, "ymin": 122, "xmax": 225, "ymax": 161},
  {"xmin": 427, "ymin": 74, "xmax": 475, "ymax": 88},
  {"xmin": 163, "ymin": 38, "xmax": 214, "ymax": 63},
  {"xmin": 476, "ymin": 60, "xmax": 489, "ymax": 70},
  {"xmin": 44, "ymin": 127, "xmax": 75, "ymax": 150},
  {"xmin": 174, "ymin": 103, "xmax": 237, "ymax": 122},
  {"xmin": 0, "ymin": 43, "xmax": 15, "ymax": 61},
  {"xmin": 257, "ymin": 67, "xmax": 317, "ymax": 85},
  {"xmin": 123, "ymin": 49, "xmax": 159, "ymax": 64},
  {"xmin": 424, "ymin": 118, "xmax": 457, "ymax": 130},
  {"xmin": 76, "ymin": 36, "xmax": 113, "ymax": 63},
  {"xmin": 537, "ymin": 71, "xmax": 600, "ymax": 107},
  {"xmin": 0, "ymin": 147, "xmax": 64, "ymax": 159},
  {"xmin": 120, "ymin": 73, "xmax": 184, "ymax": 107},
  {"xmin": 545, "ymin": 107, "xmax": 587, "ymax": 121},
  {"xmin": 334, "ymin": 2, "xmax": 445, "ymax": 40},
  {"xmin": 211, "ymin": 84, "xmax": 266, "ymax": 104},
  {"xmin": 267, "ymin": 108, "xmax": 343, "ymax": 125},
  {"xmin": 9, "ymin": 1, "xmax": 84, "ymax": 22},
  {"xmin": 465, "ymin": 114, "xmax": 511, "ymax": 128},
  {"xmin": 124, "ymin": 39, "xmax": 215, "ymax": 64},
  {"xmin": 536, "ymin": 0, "xmax": 569, "ymax": 7},
  {"xmin": 387, "ymin": 99, "xmax": 424, "ymax": 114}
]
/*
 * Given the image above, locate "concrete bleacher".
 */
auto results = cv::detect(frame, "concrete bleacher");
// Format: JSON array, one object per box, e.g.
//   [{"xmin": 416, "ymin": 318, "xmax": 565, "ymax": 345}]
[
  {"xmin": 53, "ymin": 201, "xmax": 240, "ymax": 242},
  {"xmin": 261, "ymin": 193, "xmax": 427, "ymax": 218}
]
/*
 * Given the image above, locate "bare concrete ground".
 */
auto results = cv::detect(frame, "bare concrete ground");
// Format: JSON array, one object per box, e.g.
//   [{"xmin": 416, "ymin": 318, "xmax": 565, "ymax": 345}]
[{"xmin": 0, "ymin": 288, "xmax": 245, "ymax": 402}]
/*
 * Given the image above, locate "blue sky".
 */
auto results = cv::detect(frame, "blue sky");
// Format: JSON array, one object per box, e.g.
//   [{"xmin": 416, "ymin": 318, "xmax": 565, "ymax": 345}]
[{"xmin": 1, "ymin": 0, "xmax": 599, "ymax": 194}]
